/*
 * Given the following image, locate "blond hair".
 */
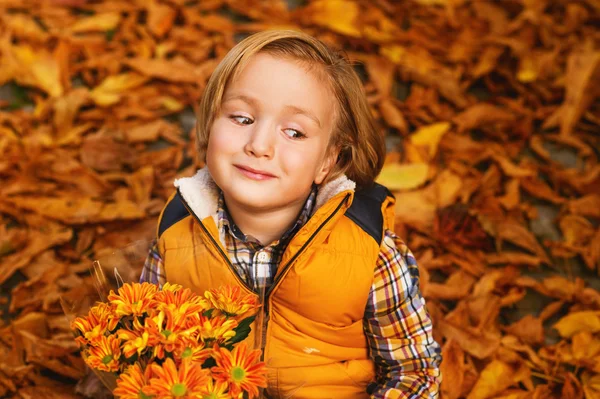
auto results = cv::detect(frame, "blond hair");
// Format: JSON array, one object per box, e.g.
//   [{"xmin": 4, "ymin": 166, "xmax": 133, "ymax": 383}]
[{"xmin": 196, "ymin": 30, "xmax": 385, "ymax": 188}]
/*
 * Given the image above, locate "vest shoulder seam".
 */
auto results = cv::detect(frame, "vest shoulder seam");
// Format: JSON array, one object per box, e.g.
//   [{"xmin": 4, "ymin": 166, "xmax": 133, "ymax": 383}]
[
  {"xmin": 158, "ymin": 191, "xmax": 191, "ymax": 239},
  {"xmin": 345, "ymin": 183, "xmax": 393, "ymax": 244}
]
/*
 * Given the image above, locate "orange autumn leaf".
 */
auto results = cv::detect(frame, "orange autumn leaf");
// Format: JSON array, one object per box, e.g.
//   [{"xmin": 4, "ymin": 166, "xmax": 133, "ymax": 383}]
[
  {"xmin": 301, "ymin": 0, "xmax": 362, "ymax": 38},
  {"xmin": 69, "ymin": 12, "xmax": 122, "ymax": 33},
  {"xmin": 466, "ymin": 360, "xmax": 529, "ymax": 399}
]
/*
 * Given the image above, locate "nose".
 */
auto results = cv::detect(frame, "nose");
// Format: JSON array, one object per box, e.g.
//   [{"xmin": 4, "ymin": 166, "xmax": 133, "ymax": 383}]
[{"xmin": 244, "ymin": 120, "xmax": 275, "ymax": 158}]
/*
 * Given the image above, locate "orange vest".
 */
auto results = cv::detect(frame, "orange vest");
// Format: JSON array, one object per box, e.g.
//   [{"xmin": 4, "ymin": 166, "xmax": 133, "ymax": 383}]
[{"xmin": 157, "ymin": 170, "xmax": 395, "ymax": 398}]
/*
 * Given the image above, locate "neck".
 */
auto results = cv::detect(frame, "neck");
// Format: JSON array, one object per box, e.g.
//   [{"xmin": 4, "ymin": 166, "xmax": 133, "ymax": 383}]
[{"xmin": 223, "ymin": 197, "xmax": 307, "ymax": 246}]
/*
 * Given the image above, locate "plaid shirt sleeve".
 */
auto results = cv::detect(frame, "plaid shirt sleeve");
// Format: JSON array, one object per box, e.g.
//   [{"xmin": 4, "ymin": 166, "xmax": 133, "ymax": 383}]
[
  {"xmin": 365, "ymin": 229, "xmax": 442, "ymax": 398},
  {"xmin": 139, "ymin": 240, "xmax": 166, "ymax": 289}
]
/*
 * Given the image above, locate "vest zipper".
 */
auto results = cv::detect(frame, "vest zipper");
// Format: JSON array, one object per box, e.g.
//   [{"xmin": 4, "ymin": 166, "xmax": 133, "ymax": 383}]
[
  {"xmin": 177, "ymin": 189, "xmax": 255, "ymax": 295},
  {"xmin": 265, "ymin": 192, "xmax": 351, "ymax": 309},
  {"xmin": 259, "ymin": 193, "xmax": 350, "ymax": 365}
]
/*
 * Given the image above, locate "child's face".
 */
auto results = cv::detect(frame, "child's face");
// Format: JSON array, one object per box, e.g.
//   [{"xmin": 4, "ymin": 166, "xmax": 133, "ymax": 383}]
[{"xmin": 206, "ymin": 53, "xmax": 337, "ymax": 212}]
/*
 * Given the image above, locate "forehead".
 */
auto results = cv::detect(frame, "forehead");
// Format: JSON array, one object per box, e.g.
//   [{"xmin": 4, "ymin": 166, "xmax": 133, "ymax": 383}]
[{"xmin": 223, "ymin": 53, "xmax": 335, "ymax": 122}]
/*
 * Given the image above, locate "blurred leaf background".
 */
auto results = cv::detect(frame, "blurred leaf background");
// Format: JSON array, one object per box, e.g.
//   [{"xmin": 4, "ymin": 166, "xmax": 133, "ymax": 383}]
[{"xmin": 0, "ymin": 0, "xmax": 599, "ymax": 398}]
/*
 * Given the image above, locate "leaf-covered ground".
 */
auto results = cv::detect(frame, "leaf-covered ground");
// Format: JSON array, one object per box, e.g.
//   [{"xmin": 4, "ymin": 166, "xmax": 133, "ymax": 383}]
[{"xmin": 0, "ymin": 0, "xmax": 599, "ymax": 398}]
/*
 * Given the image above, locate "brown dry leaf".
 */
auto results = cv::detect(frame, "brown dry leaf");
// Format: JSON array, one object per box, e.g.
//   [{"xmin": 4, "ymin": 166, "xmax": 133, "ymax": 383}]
[
  {"xmin": 125, "ymin": 57, "xmax": 208, "ymax": 83},
  {"xmin": 80, "ymin": 129, "xmax": 135, "ymax": 172},
  {"xmin": 424, "ymin": 270, "xmax": 476, "ymax": 300},
  {"xmin": 559, "ymin": 215, "xmax": 595, "ymax": 247},
  {"xmin": 485, "ymin": 252, "xmax": 543, "ymax": 268},
  {"xmin": 4, "ymin": 196, "xmax": 144, "ymax": 225},
  {"xmin": 454, "ymin": 104, "xmax": 516, "ymax": 133},
  {"xmin": 441, "ymin": 339, "xmax": 465, "ymax": 399},
  {"xmin": 381, "ymin": 44, "xmax": 469, "ymax": 108},
  {"xmin": 568, "ymin": 195, "xmax": 600, "ymax": 219},
  {"xmin": 490, "ymin": 154, "xmax": 537, "ymax": 178},
  {"xmin": 559, "ymin": 48, "xmax": 600, "ymax": 136},
  {"xmin": 520, "ymin": 177, "xmax": 565, "ymax": 205},
  {"xmin": 496, "ymin": 221, "xmax": 549, "ymax": 263},
  {"xmin": 147, "ymin": 0, "xmax": 177, "ymax": 37},
  {"xmin": 582, "ymin": 228, "xmax": 600, "ymax": 272},
  {"xmin": 0, "ymin": 221, "xmax": 71, "ymax": 285},
  {"xmin": 365, "ymin": 55, "xmax": 395, "ymax": 96},
  {"xmin": 503, "ymin": 315, "xmax": 545, "ymax": 346},
  {"xmin": 379, "ymin": 99, "xmax": 408, "ymax": 134},
  {"xmin": 438, "ymin": 318, "xmax": 501, "ymax": 359}
]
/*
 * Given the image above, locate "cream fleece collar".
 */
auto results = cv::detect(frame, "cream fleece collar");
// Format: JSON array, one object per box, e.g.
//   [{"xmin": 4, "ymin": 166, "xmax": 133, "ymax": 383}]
[{"xmin": 173, "ymin": 167, "xmax": 356, "ymax": 221}]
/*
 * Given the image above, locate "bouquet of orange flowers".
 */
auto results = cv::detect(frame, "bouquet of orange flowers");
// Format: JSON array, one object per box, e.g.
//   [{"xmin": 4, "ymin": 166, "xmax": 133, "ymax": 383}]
[{"xmin": 69, "ymin": 279, "xmax": 267, "ymax": 399}]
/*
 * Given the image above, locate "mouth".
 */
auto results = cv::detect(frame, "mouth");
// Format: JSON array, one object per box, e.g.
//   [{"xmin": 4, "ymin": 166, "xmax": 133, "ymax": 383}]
[{"xmin": 234, "ymin": 165, "xmax": 276, "ymax": 180}]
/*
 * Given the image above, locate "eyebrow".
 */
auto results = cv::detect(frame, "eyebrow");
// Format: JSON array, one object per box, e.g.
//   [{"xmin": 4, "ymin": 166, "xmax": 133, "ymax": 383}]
[{"xmin": 223, "ymin": 94, "xmax": 322, "ymax": 128}]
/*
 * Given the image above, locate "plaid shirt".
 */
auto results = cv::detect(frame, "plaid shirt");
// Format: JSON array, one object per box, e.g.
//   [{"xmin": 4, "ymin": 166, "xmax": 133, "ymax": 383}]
[{"xmin": 140, "ymin": 189, "xmax": 441, "ymax": 398}]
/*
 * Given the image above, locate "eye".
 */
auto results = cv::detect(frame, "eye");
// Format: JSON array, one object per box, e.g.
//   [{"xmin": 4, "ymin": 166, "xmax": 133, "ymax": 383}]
[
  {"xmin": 283, "ymin": 128, "xmax": 306, "ymax": 140},
  {"xmin": 230, "ymin": 115, "xmax": 253, "ymax": 125}
]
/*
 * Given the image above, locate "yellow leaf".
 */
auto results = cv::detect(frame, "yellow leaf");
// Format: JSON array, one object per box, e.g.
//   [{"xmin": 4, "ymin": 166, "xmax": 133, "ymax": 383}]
[
  {"xmin": 69, "ymin": 12, "xmax": 121, "ymax": 33},
  {"xmin": 161, "ymin": 96, "xmax": 184, "ymax": 112},
  {"xmin": 12, "ymin": 45, "xmax": 63, "ymax": 97},
  {"xmin": 90, "ymin": 73, "xmax": 148, "ymax": 106},
  {"xmin": 466, "ymin": 360, "xmax": 518, "ymax": 399},
  {"xmin": 306, "ymin": 0, "xmax": 362, "ymax": 38},
  {"xmin": 380, "ymin": 45, "xmax": 407, "ymax": 64},
  {"xmin": 411, "ymin": 122, "xmax": 451, "ymax": 158},
  {"xmin": 554, "ymin": 311, "xmax": 600, "ymax": 338},
  {"xmin": 517, "ymin": 56, "xmax": 537, "ymax": 82},
  {"xmin": 377, "ymin": 163, "xmax": 429, "ymax": 191}
]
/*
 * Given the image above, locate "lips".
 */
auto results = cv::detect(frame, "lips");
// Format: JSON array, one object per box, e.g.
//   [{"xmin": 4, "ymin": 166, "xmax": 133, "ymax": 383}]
[{"xmin": 234, "ymin": 165, "xmax": 276, "ymax": 179}]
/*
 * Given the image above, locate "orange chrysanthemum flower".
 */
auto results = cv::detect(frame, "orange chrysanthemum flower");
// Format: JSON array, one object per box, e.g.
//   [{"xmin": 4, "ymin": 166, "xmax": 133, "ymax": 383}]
[
  {"xmin": 114, "ymin": 363, "xmax": 154, "ymax": 399},
  {"xmin": 71, "ymin": 302, "xmax": 118, "ymax": 345},
  {"xmin": 145, "ymin": 309, "xmax": 197, "ymax": 359},
  {"xmin": 211, "ymin": 343, "xmax": 267, "ymax": 399},
  {"xmin": 205, "ymin": 286, "xmax": 259, "ymax": 317},
  {"xmin": 108, "ymin": 282, "xmax": 158, "ymax": 317},
  {"xmin": 200, "ymin": 379, "xmax": 231, "ymax": 399},
  {"xmin": 85, "ymin": 335, "xmax": 122, "ymax": 372},
  {"xmin": 196, "ymin": 314, "xmax": 238, "ymax": 344},
  {"xmin": 154, "ymin": 285, "xmax": 208, "ymax": 318},
  {"xmin": 118, "ymin": 327, "xmax": 158, "ymax": 359},
  {"xmin": 173, "ymin": 337, "xmax": 212, "ymax": 364},
  {"xmin": 147, "ymin": 358, "xmax": 209, "ymax": 398}
]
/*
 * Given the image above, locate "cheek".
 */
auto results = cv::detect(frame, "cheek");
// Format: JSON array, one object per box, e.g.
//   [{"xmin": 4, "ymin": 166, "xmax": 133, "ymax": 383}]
[
  {"xmin": 207, "ymin": 124, "xmax": 238, "ymax": 155},
  {"xmin": 279, "ymin": 143, "xmax": 325, "ymax": 174}
]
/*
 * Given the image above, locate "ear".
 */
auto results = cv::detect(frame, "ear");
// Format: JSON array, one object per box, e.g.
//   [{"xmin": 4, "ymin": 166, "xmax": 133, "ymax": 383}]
[{"xmin": 314, "ymin": 146, "xmax": 340, "ymax": 185}]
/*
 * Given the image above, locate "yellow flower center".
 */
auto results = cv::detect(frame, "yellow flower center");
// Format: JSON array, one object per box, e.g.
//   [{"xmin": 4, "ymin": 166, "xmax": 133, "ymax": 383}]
[
  {"xmin": 171, "ymin": 383, "xmax": 187, "ymax": 397},
  {"xmin": 231, "ymin": 366, "xmax": 246, "ymax": 382}
]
